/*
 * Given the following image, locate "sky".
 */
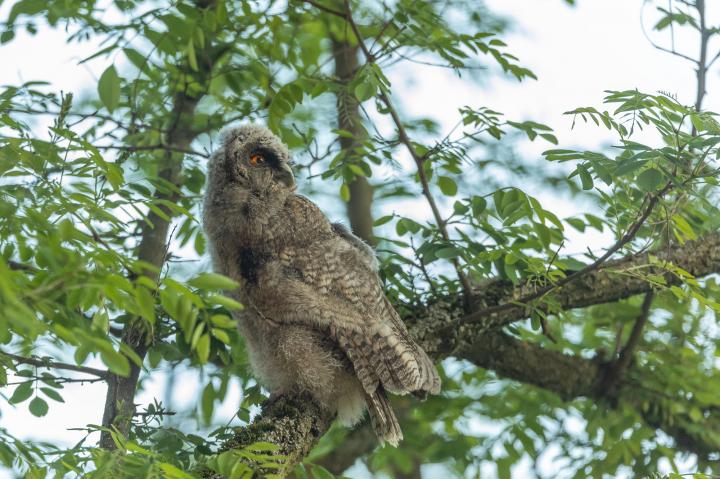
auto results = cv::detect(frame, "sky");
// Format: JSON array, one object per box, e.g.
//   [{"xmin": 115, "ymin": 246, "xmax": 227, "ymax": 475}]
[{"xmin": 0, "ymin": 0, "xmax": 718, "ymax": 478}]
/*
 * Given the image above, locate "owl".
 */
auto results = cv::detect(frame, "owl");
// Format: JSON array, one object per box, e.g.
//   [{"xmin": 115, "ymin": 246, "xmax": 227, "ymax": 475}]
[{"xmin": 202, "ymin": 125, "xmax": 440, "ymax": 446}]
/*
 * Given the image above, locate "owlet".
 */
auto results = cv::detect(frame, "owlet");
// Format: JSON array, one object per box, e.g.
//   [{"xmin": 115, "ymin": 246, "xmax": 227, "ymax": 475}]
[{"xmin": 202, "ymin": 125, "xmax": 440, "ymax": 446}]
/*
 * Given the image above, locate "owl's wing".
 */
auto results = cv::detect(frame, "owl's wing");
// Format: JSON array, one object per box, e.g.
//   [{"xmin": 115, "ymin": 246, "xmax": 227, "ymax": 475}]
[
  {"xmin": 330, "ymin": 222, "xmax": 378, "ymax": 271},
  {"xmin": 256, "ymin": 202, "xmax": 440, "ymax": 397}
]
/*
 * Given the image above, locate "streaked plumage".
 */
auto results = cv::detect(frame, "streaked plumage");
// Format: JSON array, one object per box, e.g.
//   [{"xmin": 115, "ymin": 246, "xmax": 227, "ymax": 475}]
[{"xmin": 202, "ymin": 125, "xmax": 440, "ymax": 445}]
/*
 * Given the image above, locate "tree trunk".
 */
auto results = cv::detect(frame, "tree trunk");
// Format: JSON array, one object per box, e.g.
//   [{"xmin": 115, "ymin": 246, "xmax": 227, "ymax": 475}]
[{"xmin": 332, "ymin": 38, "xmax": 376, "ymax": 246}]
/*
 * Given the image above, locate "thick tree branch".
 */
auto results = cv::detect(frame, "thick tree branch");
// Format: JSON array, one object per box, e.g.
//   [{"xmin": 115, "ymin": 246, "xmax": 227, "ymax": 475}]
[
  {"xmin": 453, "ymin": 331, "xmax": 601, "ymax": 399},
  {"xmin": 204, "ymin": 393, "xmax": 334, "ymax": 478},
  {"xmin": 214, "ymin": 232, "xmax": 720, "ymax": 474},
  {"xmin": 451, "ymin": 227, "xmax": 716, "ymax": 336},
  {"xmin": 450, "ymin": 329, "xmax": 720, "ymax": 461},
  {"xmin": 99, "ymin": 88, "xmax": 205, "ymax": 449}
]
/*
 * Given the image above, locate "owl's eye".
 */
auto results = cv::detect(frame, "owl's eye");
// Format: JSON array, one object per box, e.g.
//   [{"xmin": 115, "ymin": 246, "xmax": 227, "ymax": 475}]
[{"xmin": 249, "ymin": 154, "xmax": 266, "ymax": 166}]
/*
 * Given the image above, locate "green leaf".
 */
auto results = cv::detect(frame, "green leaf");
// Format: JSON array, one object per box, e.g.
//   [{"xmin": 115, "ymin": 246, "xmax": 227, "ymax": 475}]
[
  {"xmin": 689, "ymin": 407, "xmax": 703, "ymax": 422},
  {"xmin": 436, "ymin": 247, "xmax": 459, "ymax": 259},
  {"xmin": 0, "ymin": 30, "xmax": 15, "ymax": 44},
  {"xmin": 438, "ymin": 176, "xmax": 458, "ymax": 196},
  {"xmin": 637, "ymin": 168, "xmax": 663, "ymax": 191},
  {"xmin": 188, "ymin": 273, "xmax": 239, "ymax": 291},
  {"xmin": 196, "ymin": 333, "xmax": 210, "ymax": 363},
  {"xmin": 578, "ymin": 166, "xmax": 593, "ymax": 190},
  {"xmin": 311, "ymin": 465, "xmax": 335, "ymax": 479},
  {"xmin": 101, "ymin": 350, "xmax": 130, "ymax": 376},
  {"xmin": 373, "ymin": 215, "xmax": 393, "ymax": 227},
  {"xmin": 135, "ymin": 285, "xmax": 155, "ymax": 324},
  {"xmin": 471, "ymin": 196, "xmax": 487, "ymax": 217},
  {"xmin": 187, "ymin": 38, "xmax": 198, "ymax": 71},
  {"xmin": 28, "ymin": 396, "xmax": 49, "ymax": 417},
  {"xmin": 246, "ymin": 442, "xmax": 280, "ymax": 452},
  {"xmin": 9, "ymin": 381, "xmax": 33, "ymax": 404},
  {"xmin": 201, "ymin": 382, "xmax": 214, "ymax": 424},
  {"xmin": 207, "ymin": 294, "xmax": 244, "ymax": 310},
  {"xmin": 123, "ymin": 48, "xmax": 150, "ymax": 72},
  {"xmin": 211, "ymin": 328, "xmax": 230, "ymax": 344},
  {"xmin": 98, "ymin": 65, "xmax": 121, "ymax": 113},
  {"xmin": 210, "ymin": 314, "xmax": 236, "ymax": 328},
  {"xmin": 40, "ymin": 387, "xmax": 64, "ymax": 403},
  {"xmin": 340, "ymin": 183, "xmax": 350, "ymax": 201},
  {"xmin": 690, "ymin": 114, "xmax": 705, "ymax": 132},
  {"xmin": 354, "ymin": 81, "xmax": 376, "ymax": 102},
  {"xmin": 158, "ymin": 463, "xmax": 195, "ymax": 479}
]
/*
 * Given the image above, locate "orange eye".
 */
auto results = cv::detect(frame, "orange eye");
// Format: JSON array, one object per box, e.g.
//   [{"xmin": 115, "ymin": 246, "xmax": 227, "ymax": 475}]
[{"xmin": 249, "ymin": 154, "xmax": 266, "ymax": 166}]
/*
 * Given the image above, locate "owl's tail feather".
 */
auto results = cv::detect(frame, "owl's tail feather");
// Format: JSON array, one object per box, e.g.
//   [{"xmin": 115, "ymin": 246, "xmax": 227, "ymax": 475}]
[{"xmin": 365, "ymin": 387, "xmax": 403, "ymax": 447}]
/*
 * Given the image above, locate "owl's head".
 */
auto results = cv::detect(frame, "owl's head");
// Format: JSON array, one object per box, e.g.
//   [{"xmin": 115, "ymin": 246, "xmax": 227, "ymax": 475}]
[{"xmin": 208, "ymin": 125, "xmax": 296, "ymax": 197}]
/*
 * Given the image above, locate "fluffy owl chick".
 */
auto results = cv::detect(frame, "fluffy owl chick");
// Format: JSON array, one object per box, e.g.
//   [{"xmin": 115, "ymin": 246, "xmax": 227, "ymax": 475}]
[{"xmin": 202, "ymin": 125, "xmax": 440, "ymax": 446}]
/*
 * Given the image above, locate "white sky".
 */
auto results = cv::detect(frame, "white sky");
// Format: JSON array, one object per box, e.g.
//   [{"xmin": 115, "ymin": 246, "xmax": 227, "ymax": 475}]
[{"xmin": 0, "ymin": 0, "xmax": 718, "ymax": 478}]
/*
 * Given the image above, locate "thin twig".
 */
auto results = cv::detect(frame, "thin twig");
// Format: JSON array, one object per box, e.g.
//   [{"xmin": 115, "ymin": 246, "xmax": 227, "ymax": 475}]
[
  {"xmin": 640, "ymin": 1, "xmax": 698, "ymax": 64},
  {"xmin": 692, "ymin": 0, "xmax": 708, "ymax": 113},
  {"xmin": 342, "ymin": 0, "xmax": 474, "ymax": 299},
  {"xmin": 7, "ymin": 261, "xmax": 38, "ymax": 272},
  {"xmin": 1, "ymin": 352, "xmax": 109, "ymax": 379},
  {"xmin": 538, "ymin": 314, "xmax": 556, "ymax": 343},
  {"xmin": 297, "ymin": 0, "xmax": 345, "ymax": 18},
  {"xmin": 462, "ymin": 182, "xmax": 673, "ymax": 324},
  {"xmin": 3, "ymin": 107, "xmax": 156, "ymax": 132},
  {"xmin": 597, "ymin": 291, "xmax": 655, "ymax": 393},
  {"xmin": 5, "ymin": 376, "xmax": 106, "ymax": 385},
  {"xmin": 618, "ymin": 291, "xmax": 654, "ymax": 365},
  {"xmin": 93, "ymin": 143, "xmax": 209, "ymax": 158},
  {"xmin": 134, "ymin": 410, "xmax": 176, "ymax": 417},
  {"xmin": 411, "ymin": 237, "xmax": 437, "ymax": 295}
]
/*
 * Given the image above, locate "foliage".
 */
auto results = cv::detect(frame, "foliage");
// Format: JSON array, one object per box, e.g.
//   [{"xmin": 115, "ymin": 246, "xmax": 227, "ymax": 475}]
[{"xmin": 0, "ymin": 0, "xmax": 719, "ymax": 478}]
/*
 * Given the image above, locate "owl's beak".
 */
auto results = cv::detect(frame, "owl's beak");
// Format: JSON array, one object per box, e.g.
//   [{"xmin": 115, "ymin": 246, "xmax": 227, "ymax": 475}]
[{"xmin": 275, "ymin": 163, "xmax": 296, "ymax": 189}]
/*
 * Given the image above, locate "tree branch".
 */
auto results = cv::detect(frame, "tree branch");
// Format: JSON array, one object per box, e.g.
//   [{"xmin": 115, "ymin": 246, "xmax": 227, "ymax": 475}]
[
  {"xmin": 7, "ymin": 260, "xmax": 38, "ymax": 272},
  {"xmin": 99, "ymin": 1, "xmax": 217, "ymax": 449},
  {"xmin": 461, "ymin": 181, "xmax": 672, "ymax": 328},
  {"xmin": 204, "ymin": 393, "xmax": 334, "ymax": 478},
  {"xmin": 314, "ymin": 423, "xmax": 376, "ymax": 474},
  {"xmin": 93, "ymin": 143, "xmax": 209, "ymax": 158},
  {"xmin": 332, "ymin": 37, "xmax": 376, "ymax": 245},
  {"xmin": 213, "ymin": 232, "xmax": 720, "ymax": 474},
  {"xmin": 99, "ymin": 89, "xmax": 205, "ymax": 450},
  {"xmin": 342, "ymin": 0, "xmax": 474, "ymax": 298},
  {"xmin": 451, "ymin": 329, "xmax": 720, "ymax": 461},
  {"xmin": 693, "ymin": 0, "xmax": 708, "ymax": 112},
  {"xmin": 297, "ymin": 0, "xmax": 346, "ymax": 18},
  {"xmin": 595, "ymin": 291, "xmax": 655, "ymax": 394},
  {"xmin": 0, "ymin": 352, "xmax": 109, "ymax": 379}
]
